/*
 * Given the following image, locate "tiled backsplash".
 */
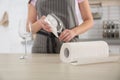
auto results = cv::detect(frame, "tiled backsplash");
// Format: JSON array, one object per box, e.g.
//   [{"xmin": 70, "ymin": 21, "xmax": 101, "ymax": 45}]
[{"xmin": 79, "ymin": 5, "xmax": 120, "ymax": 39}]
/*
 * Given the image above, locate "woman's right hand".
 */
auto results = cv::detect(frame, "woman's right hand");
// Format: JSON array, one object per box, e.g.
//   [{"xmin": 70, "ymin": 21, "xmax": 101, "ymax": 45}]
[{"xmin": 38, "ymin": 16, "xmax": 52, "ymax": 32}]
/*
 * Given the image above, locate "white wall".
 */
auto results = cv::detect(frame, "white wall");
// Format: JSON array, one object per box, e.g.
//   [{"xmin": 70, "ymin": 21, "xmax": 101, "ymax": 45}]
[{"xmin": 0, "ymin": 0, "xmax": 32, "ymax": 53}]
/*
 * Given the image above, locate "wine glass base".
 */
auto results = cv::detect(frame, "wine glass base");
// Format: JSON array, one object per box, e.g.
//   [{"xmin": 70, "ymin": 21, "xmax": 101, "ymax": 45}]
[{"xmin": 20, "ymin": 56, "xmax": 27, "ymax": 59}]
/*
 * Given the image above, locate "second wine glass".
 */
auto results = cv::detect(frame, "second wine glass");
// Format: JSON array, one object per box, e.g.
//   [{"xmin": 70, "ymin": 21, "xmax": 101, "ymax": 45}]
[{"xmin": 18, "ymin": 19, "xmax": 32, "ymax": 59}]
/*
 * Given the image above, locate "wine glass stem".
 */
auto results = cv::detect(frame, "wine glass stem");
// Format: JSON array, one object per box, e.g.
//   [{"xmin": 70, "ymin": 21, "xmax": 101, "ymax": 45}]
[{"xmin": 25, "ymin": 38, "xmax": 27, "ymax": 56}]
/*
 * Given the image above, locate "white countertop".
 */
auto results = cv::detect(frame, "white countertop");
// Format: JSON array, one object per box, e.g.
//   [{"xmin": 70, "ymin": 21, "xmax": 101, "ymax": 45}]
[{"xmin": 0, "ymin": 54, "xmax": 120, "ymax": 80}]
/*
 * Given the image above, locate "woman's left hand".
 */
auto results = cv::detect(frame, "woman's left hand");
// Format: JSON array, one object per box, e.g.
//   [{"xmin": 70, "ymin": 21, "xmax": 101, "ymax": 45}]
[{"xmin": 59, "ymin": 29, "xmax": 76, "ymax": 42}]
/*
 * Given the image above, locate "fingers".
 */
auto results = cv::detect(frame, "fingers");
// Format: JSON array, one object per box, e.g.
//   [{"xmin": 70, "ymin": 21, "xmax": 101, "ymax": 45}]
[
  {"xmin": 59, "ymin": 29, "xmax": 69, "ymax": 41},
  {"xmin": 59, "ymin": 29, "xmax": 75, "ymax": 42},
  {"xmin": 41, "ymin": 20, "xmax": 52, "ymax": 32},
  {"xmin": 38, "ymin": 16, "xmax": 52, "ymax": 32},
  {"xmin": 41, "ymin": 16, "xmax": 46, "ymax": 19}
]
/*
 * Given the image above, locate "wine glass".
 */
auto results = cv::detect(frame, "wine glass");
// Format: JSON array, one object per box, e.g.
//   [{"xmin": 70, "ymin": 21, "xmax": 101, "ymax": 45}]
[
  {"xmin": 45, "ymin": 13, "xmax": 65, "ymax": 37},
  {"xmin": 18, "ymin": 19, "xmax": 32, "ymax": 59}
]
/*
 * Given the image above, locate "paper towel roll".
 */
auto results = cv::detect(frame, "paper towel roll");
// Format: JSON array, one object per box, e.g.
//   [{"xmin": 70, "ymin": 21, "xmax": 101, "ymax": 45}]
[{"xmin": 60, "ymin": 41, "xmax": 109, "ymax": 63}]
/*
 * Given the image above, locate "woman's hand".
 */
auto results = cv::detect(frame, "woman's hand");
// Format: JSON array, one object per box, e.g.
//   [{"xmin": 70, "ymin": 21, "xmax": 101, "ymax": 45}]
[
  {"xmin": 59, "ymin": 29, "xmax": 77, "ymax": 42},
  {"xmin": 38, "ymin": 16, "xmax": 52, "ymax": 32}
]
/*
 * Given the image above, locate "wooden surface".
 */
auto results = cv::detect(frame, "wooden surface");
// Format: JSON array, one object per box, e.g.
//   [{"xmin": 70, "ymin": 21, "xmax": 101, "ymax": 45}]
[{"xmin": 0, "ymin": 54, "xmax": 120, "ymax": 80}]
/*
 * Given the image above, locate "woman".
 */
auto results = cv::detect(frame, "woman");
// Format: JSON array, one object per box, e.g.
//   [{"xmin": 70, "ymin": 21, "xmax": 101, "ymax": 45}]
[{"xmin": 28, "ymin": 0, "xmax": 93, "ymax": 53}]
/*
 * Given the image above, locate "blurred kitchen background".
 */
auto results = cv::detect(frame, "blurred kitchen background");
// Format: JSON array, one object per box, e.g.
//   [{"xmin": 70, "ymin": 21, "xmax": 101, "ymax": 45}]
[{"xmin": 0, "ymin": 0, "xmax": 120, "ymax": 54}]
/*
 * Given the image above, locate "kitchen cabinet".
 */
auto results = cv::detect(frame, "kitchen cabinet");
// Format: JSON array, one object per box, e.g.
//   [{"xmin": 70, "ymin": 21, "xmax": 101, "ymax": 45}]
[
  {"xmin": 89, "ymin": 0, "xmax": 120, "ymax": 6},
  {"xmin": 90, "ymin": 2, "xmax": 102, "ymax": 20}
]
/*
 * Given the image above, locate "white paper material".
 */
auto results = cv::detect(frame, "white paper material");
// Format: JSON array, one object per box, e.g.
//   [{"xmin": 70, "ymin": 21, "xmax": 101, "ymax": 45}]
[
  {"xmin": 60, "ymin": 41, "xmax": 119, "ymax": 65},
  {"xmin": 44, "ymin": 14, "xmax": 58, "ymax": 37},
  {"xmin": 70, "ymin": 56, "xmax": 120, "ymax": 65}
]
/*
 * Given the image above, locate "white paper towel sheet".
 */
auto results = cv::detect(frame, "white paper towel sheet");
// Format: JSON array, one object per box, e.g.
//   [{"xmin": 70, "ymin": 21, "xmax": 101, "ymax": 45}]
[
  {"xmin": 44, "ymin": 14, "xmax": 58, "ymax": 37},
  {"xmin": 60, "ymin": 41, "xmax": 119, "ymax": 65}
]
